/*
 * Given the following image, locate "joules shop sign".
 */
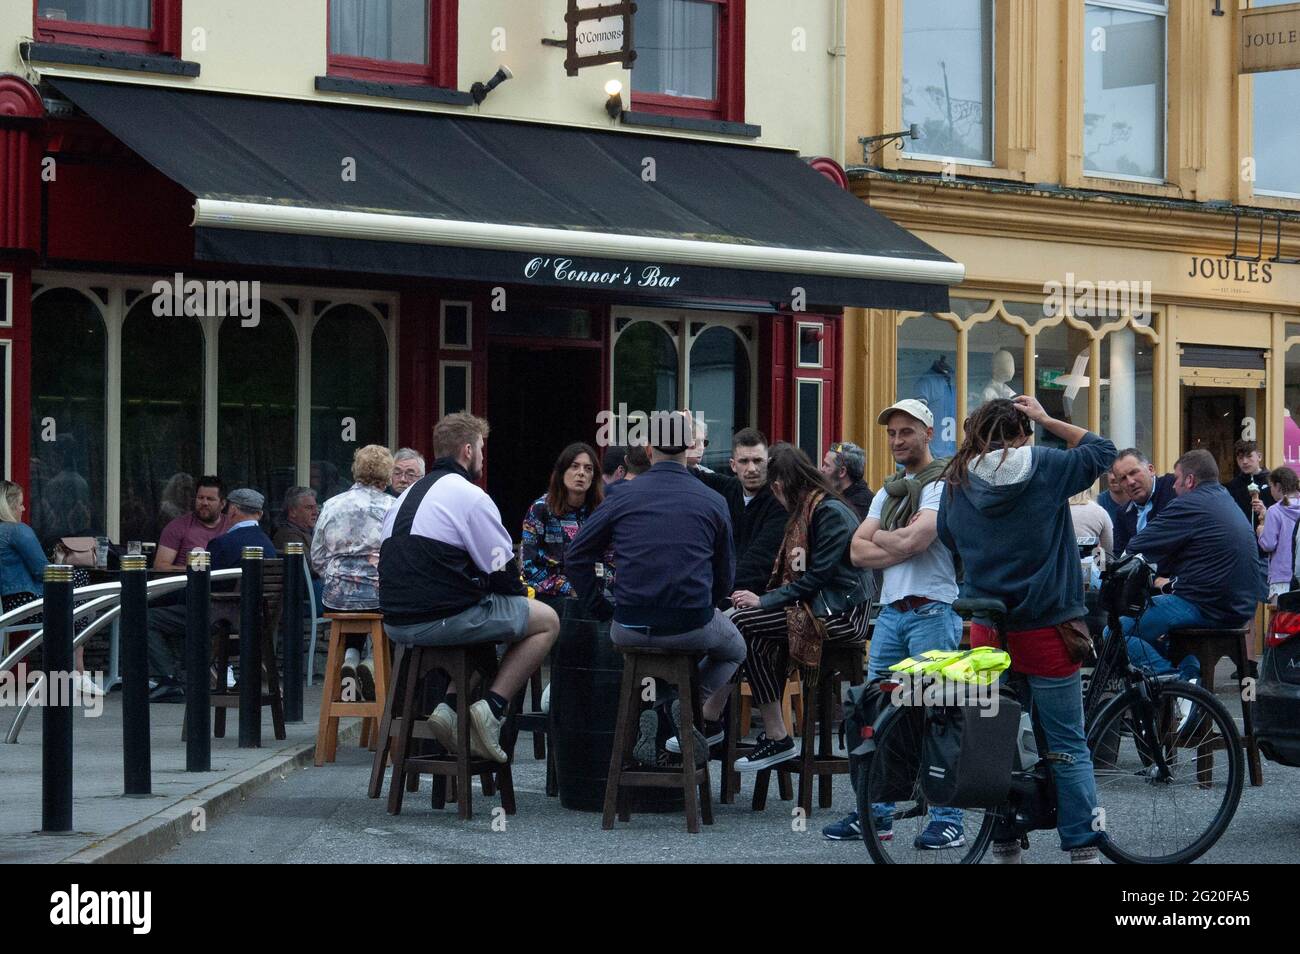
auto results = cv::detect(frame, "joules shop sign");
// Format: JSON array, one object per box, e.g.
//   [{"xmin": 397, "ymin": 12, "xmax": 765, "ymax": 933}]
[
  {"xmin": 1240, "ymin": 1, "xmax": 1300, "ymax": 74},
  {"xmin": 1187, "ymin": 256, "xmax": 1274, "ymax": 284}
]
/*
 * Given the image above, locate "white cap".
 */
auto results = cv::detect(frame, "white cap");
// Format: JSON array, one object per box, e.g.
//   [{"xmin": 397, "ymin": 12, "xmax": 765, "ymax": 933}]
[{"xmin": 877, "ymin": 398, "xmax": 934, "ymax": 429}]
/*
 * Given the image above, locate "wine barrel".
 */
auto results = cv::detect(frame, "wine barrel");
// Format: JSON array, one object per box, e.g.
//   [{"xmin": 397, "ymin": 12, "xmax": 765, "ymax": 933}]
[{"xmin": 549, "ymin": 599, "xmax": 682, "ymax": 813}]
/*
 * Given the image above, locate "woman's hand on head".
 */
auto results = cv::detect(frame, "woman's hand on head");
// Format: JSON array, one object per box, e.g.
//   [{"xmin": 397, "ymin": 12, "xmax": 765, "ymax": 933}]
[{"xmin": 1011, "ymin": 394, "xmax": 1049, "ymax": 425}]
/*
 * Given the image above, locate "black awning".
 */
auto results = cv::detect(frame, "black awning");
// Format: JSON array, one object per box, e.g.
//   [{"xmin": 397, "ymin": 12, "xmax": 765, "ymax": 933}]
[{"xmin": 50, "ymin": 78, "xmax": 962, "ymax": 310}]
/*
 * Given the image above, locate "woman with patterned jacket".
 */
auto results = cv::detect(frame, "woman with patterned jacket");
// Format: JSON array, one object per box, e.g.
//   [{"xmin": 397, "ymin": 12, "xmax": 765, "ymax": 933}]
[{"xmin": 521, "ymin": 442, "xmax": 603, "ymax": 608}]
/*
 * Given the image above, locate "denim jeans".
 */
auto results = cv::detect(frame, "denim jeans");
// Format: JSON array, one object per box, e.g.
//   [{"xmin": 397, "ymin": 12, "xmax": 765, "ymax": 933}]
[
  {"xmin": 1113, "ymin": 594, "xmax": 1206, "ymax": 682},
  {"xmin": 868, "ymin": 601, "xmax": 964, "ymax": 829},
  {"xmin": 1019, "ymin": 670, "xmax": 1102, "ymax": 852}
]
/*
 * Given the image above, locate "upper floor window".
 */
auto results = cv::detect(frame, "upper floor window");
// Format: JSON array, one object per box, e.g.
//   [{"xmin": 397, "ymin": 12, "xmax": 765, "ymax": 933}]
[
  {"xmin": 902, "ymin": 0, "xmax": 994, "ymax": 164},
  {"xmin": 328, "ymin": 0, "xmax": 457, "ymax": 87},
  {"xmin": 1083, "ymin": 0, "xmax": 1167, "ymax": 182},
  {"xmin": 35, "ymin": 0, "xmax": 179, "ymax": 55},
  {"xmin": 1250, "ymin": 0, "xmax": 1300, "ymax": 197},
  {"xmin": 632, "ymin": 0, "xmax": 745, "ymax": 121}
]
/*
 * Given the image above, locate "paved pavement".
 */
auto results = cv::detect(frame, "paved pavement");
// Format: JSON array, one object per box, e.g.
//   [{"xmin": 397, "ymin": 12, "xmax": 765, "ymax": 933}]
[
  {"xmin": 155, "ymin": 684, "xmax": 1300, "ymax": 865},
  {"xmin": 0, "ymin": 684, "xmax": 350, "ymax": 864}
]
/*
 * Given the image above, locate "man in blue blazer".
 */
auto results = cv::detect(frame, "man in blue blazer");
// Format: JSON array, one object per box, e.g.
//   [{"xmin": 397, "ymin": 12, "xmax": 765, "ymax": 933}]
[{"xmin": 1112, "ymin": 448, "xmax": 1178, "ymax": 556}]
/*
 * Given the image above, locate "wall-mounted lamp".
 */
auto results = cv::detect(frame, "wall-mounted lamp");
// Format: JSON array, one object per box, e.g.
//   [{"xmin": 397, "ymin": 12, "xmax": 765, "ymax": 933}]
[
  {"xmin": 604, "ymin": 79, "xmax": 624, "ymax": 119},
  {"xmin": 1211, "ymin": 0, "xmax": 1225, "ymax": 17},
  {"xmin": 857, "ymin": 124, "xmax": 920, "ymax": 163},
  {"xmin": 471, "ymin": 65, "xmax": 513, "ymax": 105}
]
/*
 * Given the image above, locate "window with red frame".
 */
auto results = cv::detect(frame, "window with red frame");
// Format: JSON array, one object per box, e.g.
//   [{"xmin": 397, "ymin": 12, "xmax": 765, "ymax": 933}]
[
  {"xmin": 631, "ymin": 0, "xmax": 745, "ymax": 122},
  {"xmin": 34, "ymin": 0, "xmax": 181, "ymax": 55},
  {"xmin": 327, "ymin": 0, "xmax": 458, "ymax": 88}
]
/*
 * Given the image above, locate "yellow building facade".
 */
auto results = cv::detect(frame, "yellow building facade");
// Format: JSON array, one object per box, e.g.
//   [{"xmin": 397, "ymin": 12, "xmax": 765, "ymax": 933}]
[{"xmin": 841, "ymin": 0, "xmax": 1300, "ymax": 486}]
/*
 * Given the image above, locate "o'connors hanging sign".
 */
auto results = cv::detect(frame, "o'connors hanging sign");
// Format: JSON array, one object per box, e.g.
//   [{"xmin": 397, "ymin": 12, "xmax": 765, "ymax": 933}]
[{"xmin": 565, "ymin": 0, "xmax": 636, "ymax": 76}]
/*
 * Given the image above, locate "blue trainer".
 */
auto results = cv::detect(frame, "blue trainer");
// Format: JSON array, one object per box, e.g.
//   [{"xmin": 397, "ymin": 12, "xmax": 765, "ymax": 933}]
[
  {"xmin": 822, "ymin": 811, "xmax": 862, "ymax": 841},
  {"xmin": 913, "ymin": 820, "xmax": 965, "ymax": 850}
]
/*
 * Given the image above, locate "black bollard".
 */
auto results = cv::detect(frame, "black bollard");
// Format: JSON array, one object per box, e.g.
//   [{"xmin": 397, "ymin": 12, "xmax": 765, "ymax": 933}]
[
  {"xmin": 41, "ymin": 564, "xmax": 75, "ymax": 833},
  {"xmin": 281, "ymin": 542, "xmax": 304, "ymax": 723},
  {"xmin": 119, "ymin": 554, "xmax": 151, "ymax": 795},
  {"xmin": 184, "ymin": 550, "xmax": 212, "ymax": 772},
  {"xmin": 238, "ymin": 547, "xmax": 264, "ymax": 748}
]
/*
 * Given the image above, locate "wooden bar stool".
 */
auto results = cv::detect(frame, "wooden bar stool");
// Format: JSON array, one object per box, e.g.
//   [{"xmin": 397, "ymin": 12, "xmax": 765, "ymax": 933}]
[
  {"xmin": 1169, "ymin": 625, "xmax": 1264, "ymax": 787},
  {"xmin": 315, "ymin": 612, "xmax": 390, "ymax": 766},
  {"xmin": 603, "ymin": 647, "xmax": 713, "ymax": 834},
  {"xmin": 372, "ymin": 642, "xmax": 517, "ymax": 820},
  {"xmin": 754, "ymin": 642, "xmax": 865, "ymax": 816}
]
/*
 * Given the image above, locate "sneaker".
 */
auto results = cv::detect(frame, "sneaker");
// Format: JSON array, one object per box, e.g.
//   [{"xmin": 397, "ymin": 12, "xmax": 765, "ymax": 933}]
[
  {"xmin": 633, "ymin": 709, "xmax": 660, "ymax": 766},
  {"xmin": 913, "ymin": 820, "xmax": 965, "ymax": 850},
  {"xmin": 665, "ymin": 702, "xmax": 722, "ymax": 754},
  {"xmin": 357, "ymin": 658, "xmax": 376, "ymax": 701},
  {"xmin": 427, "ymin": 703, "xmax": 458, "ymax": 754},
  {"xmin": 822, "ymin": 811, "xmax": 862, "ymax": 841},
  {"xmin": 734, "ymin": 734, "xmax": 798, "ymax": 772},
  {"xmin": 468, "ymin": 699, "xmax": 508, "ymax": 763},
  {"xmin": 77, "ymin": 671, "xmax": 103, "ymax": 697},
  {"xmin": 1175, "ymin": 678, "xmax": 1201, "ymax": 736},
  {"xmin": 872, "ymin": 813, "xmax": 895, "ymax": 842},
  {"xmin": 226, "ymin": 665, "xmax": 236, "ymax": 690}
]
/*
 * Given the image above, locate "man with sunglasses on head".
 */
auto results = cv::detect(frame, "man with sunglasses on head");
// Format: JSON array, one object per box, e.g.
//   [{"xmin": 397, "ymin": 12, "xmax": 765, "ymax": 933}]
[{"xmin": 822, "ymin": 441, "xmax": 874, "ymax": 520}]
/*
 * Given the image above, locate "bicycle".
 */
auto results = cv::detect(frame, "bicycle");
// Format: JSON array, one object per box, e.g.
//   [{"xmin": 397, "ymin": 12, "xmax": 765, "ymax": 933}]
[{"xmin": 858, "ymin": 556, "xmax": 1244, "ymax": 864}]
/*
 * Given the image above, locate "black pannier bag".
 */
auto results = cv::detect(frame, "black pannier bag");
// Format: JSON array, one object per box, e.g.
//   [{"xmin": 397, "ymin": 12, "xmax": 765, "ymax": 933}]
[
  {"xmin": 1258, "ymin": 590, "xmax": 1300, "ymax": 767},
  {"xmin": 920, "ymin": 690, "xmax": 1022, "ymax": 809}
]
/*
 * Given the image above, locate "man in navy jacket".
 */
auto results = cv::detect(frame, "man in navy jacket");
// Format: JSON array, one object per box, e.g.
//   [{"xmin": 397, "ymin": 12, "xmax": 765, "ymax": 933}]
[
  {"xmin": 208, "ymin": 488, "xmax": 277, "ymax": 568},
  {"xmin": 568, "ymin": 411, "xmax": 745, "ymax": 748},
  {"xmin": 1116, "ymin": 449, "xmax": 1267, "ymax": 681},
  {"xmin": 1111, "ymin": 448, "xmax": 1178, "ymax": 555}
]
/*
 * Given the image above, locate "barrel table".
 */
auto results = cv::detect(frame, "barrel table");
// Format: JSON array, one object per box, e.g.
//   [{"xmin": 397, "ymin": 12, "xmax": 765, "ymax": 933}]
[{"xmin": 549, "ymin": 599, "xmax": 683, "ymax": 813}]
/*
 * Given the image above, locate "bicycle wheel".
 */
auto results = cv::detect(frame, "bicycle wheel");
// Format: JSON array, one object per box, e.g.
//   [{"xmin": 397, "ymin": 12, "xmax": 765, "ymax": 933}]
[
  {"xmin": 1088, "ymin": 681, "xmax": 1243, "ymax": 864},
  {"xmin": 859, "ymin": 703, "xmax": 996, "ymax": 864}
]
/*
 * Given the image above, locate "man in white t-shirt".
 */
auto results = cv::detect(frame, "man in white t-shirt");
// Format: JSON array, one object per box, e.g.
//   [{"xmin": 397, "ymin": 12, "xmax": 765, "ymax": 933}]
[{"xmin": 830, "ymin": 399, "xmax": 962, "ymax": 848}]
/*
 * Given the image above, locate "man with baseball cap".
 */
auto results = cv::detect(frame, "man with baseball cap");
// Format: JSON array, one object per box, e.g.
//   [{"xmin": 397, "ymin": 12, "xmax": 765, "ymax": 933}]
[{"xmin": 823, "ymin": 399, "xmax": 964, "ymax": 847}]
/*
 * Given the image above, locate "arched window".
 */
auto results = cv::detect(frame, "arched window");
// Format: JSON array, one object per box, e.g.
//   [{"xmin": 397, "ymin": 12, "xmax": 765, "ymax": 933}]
[
  {"xmin": 688, "ymin": 325, "xmax": 750, "ymax": 468},
  {"xmin": 120, "ymin": 294, "xmax": 205, "ymax": 544},
  {"xmin": 30, "ymin": 288, "xmax": 107, "ymax": 547},
  {"xmin": 311, "ymin": 304, "xmax": 389, "ymax": 504},
  {"xmin": 613, "ymin": 321, "xmax": 679, "ymax": 419},
  {"xmin": 217, "ymin": 301, "xmax": 297, "ymax": 526}
]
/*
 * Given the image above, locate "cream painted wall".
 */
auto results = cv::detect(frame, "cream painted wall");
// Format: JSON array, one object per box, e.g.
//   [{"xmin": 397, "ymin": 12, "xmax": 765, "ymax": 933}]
[{"xmin": 9, "ymin": 0, "xmax": 839, "ymax": 154}]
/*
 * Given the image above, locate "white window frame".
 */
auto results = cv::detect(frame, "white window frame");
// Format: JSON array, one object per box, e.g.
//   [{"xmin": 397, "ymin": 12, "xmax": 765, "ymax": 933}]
[
  {"xmin": 0, "ymin": 340, "xmax": 10, "ymax": 479},
  {"xmin": 0, "ymin": 272, "xmax": 12, "ymax": 329},
  {"xmin": 31, "ymin": 271, "xmax": 398, "ymax": 540},
  {"xmin": 794, "ymin": 377, "xmax": 825, "ymax": 463},
  {"xmin": 609, "ymin": 306, "xmax": 759, "ymax": 432},
  {"xmin": 1081, "ymin": 0, "xmax": 1169, "ymax": 185},
  {"xmin": 440, "ymin": 300, "xmax": 473, "ymax": 350},
  {"xmin": 796, "ymin": 321, "xmax": 824, "ymax": 368},
  {"xmin": 439, "ymin": 359, "xmax": 472, "ymax": 417},
  {"xmin": 902, "ymin": 0, "xmax": 997, "ymax": 168}
]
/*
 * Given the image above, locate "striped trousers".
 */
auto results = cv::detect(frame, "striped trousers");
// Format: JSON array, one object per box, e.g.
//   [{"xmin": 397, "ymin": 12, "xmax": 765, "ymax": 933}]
[{"xmin": 731, "ymin": 600, "xmax": 871, "ymax": 704}]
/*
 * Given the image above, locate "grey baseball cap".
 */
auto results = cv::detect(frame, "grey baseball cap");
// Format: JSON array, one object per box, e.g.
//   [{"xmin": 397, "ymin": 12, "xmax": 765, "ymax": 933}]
[{"xmin": 227, "ymin": 488, "xmax": 265, "ymax": 511}]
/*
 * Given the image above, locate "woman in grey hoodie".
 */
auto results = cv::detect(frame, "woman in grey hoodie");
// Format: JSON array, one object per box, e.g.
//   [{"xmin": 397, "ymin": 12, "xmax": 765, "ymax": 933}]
[{"xmin": 936, "ymin": 395, "xmax": 1116, "ymax": 864}]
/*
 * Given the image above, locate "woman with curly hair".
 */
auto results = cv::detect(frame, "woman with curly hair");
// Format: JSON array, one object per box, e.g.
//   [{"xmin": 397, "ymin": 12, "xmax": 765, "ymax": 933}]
[{"xmin": 310, "ymin": 444, "xmax": 395, "ymax": 700}]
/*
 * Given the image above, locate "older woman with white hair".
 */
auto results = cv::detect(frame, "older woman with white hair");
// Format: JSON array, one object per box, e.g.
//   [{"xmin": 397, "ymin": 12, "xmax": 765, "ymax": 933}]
[{"xmin": 311, "ymin": 444, "xmax": 395, "ymax": 700}]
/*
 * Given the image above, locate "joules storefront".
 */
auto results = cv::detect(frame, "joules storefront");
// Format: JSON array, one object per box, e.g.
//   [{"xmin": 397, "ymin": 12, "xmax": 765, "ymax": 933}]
[{"xmin": 0, "ymin": 74, "xmax": 962, "ymax": 543}]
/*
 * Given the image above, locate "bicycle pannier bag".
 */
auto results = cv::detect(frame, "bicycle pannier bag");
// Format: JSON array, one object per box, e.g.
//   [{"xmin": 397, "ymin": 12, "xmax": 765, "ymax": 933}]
[{"xmin": 920, "ymin": 691, "xmax": 1022, "ymax": 809}]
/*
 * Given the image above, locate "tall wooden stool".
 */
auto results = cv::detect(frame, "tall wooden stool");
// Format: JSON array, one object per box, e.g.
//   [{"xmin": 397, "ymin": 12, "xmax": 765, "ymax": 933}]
[
  {"xmin": 512, "ymin": 669, "xmax": 557, "ymax": 797},
  {"xmin": 1169, "ymin": 625, "xmax": 1264, "ymax": 787},
  {"xmin": 371, "ymin": 642, "xmax": 517, "ymax": 820},
  {"xmin": 754, "ymin": 642, "xmax": 866, "ymax": 816},
  {"xmin": 603, "ymin": 647, "xmax": 713, "ymax": 834},
  {"xmin": 315, "ymin": 612, "xmax": 390, "ymax": 766}
]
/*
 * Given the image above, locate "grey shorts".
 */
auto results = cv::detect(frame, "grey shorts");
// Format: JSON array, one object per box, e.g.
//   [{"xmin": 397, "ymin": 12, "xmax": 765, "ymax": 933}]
[{"xmin": 383, "ymin": 595, "xmax": 531, "ymax": 648}]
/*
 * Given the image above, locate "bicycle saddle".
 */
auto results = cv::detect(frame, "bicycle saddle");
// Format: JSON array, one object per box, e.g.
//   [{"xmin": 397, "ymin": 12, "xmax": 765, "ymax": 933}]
[{"xmin": 952, "ymin": 598, "xmax": 1007, "ymax": 621}]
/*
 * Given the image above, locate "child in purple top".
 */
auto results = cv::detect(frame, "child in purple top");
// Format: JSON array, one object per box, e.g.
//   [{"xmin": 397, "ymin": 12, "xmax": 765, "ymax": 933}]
[{"xmin": 1256, "ymin": 466, "xmax": 1300, "ymax": 600}]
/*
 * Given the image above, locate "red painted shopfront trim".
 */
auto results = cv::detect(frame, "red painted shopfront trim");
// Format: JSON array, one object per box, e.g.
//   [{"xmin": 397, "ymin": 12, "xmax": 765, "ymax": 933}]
[
  {"xmin": 0, "ymin": 76, "xmax": 44, "ymax": 254},
  {"xmin": 631, "ymin": 0, "xmax": 744, "ymax": 122},
  {"xmin": 32, "ymin": 0, "xmax": 183, "ymax": 56},
  {"xmin": 326, "ymin": 0, "xmax": 457, "ymax": 89}
]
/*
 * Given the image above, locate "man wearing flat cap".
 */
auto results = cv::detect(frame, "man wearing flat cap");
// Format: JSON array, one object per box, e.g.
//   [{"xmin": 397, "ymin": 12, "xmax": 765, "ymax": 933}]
[{"xmin": 208, "ymin": 488, "xmax": 277, "ymax": 569}]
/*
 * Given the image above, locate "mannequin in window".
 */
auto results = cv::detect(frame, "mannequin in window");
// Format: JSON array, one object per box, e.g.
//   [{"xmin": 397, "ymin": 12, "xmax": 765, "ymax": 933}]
[
  {"xmin": 980, "ymin": 349, "xmax": 1017, "ymax": 404},
  {"xmin": 914, "ymin": 356, "xmax": 956, "ymax": 457}
]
